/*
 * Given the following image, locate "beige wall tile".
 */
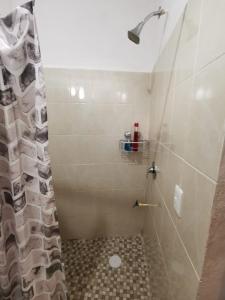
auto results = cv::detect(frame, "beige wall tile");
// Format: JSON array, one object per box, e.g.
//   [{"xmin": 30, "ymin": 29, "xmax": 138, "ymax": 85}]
[
  {"xmin": 63, "ymin": 163, "xmax": 146, "ymax": 191},
  {"xmin": 89, "ymin": 75, "xmax": 149, "ymax": 105},
  {"xmin": 149, "ymin": 15, "xmax": 183, "ymax": 141},
  {"xmin": 170, "ymin": 77, "xmax": 193, "ymax": 157},
  {"xmin": 155, "ymin": 143, "xmax": 216, "ymax": 275},
  {"xmin": 47, "ymin": 102, "xmax": 134, "ymax": 136},
  {"xmin": 59, "ymin": 214, "xmax": 99, "ymax": 239},
  {"xmin": 167, "ymin": 226, "xmax": 199, "ymax": 300},
  {"xmin": 49, "ymin": 135, "xmax": 120, "ymax": 165},
  {"xmin": 46, "ymin": 68, "xmax": 150, "ymax": 238},
  {"xmin": 185, "ymin": 56, "xmax": 225, "ymax": 180},
  {"xmin": 151, "ymin": 183, "xmax": 199, "ymax": 300},
  {"xmin": 149, "ymin": 71, "xmax": 168, "ymax": 141},
  {"xmin": 159, "ymin": 82, "xmax": 175, "ymax": 147},
  {"xmin": 196, "ymin": 0, "xmax": 225, "ymax": 70},
  {"xmin": 57, "ymin": 188, "xmax": 145, "ymax": 239},
  {"xmin": 144, "ymin": 0, "xmax": 225, "ymax": 298},
  {"xmin": 197, "ymin": 144, "xmax": 225, "ymax": 300},
  {"xmin": 155, "ymin": 143, "xmax": 183, "ymax": 206},
  {"xmin": 49, "ymin": 135, "xmax": 148, "ymax": 165},
  {"xmin": 177, "ymin": 162, "xmax": 215, "ymax": 275},
  {"xmin": 47, "ymin": 102, "xmax": 149, "ymax": 138},
  {"xmin": 45, "ymin": 68, "xmax": 72, "ymax": 102},
  {"xmin": 155, "ymin": 14, "xmax": 184, "ymax": 75},
  {"xmin": 143, "ymin": 229, "xmax": 170, "ymax": 300},
  {"xmin": 174, "ymin": 0, "xmax": 202, "ymax": 85},
  {"xmin": 55, "ymin": 190, "xmax": 96, "ymax": 218},
  {"xmin": 45, "ymin": 68, "xmax": 149, "ymax": 105}
]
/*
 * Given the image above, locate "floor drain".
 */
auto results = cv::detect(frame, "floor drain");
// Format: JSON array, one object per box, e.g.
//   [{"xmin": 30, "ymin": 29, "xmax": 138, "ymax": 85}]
[{"xmin": 109, "ymin": 255, "xmax": 122, "ymax": 269}]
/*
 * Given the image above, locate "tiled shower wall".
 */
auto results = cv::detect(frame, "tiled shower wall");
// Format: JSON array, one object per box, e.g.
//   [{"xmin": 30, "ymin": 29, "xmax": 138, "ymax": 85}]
[
  {"xmin": 143, "ymin": 0, "xmax": 225, "ymax": 299},
  {"xmin": 45, "ymin": 69, "xmax": 151, "ymax": 239}
]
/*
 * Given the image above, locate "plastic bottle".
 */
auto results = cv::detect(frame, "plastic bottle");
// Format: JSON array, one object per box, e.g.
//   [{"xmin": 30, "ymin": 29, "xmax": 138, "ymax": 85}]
[
  {"xmin": 124, "ymin": 131, "xmax": 132, "ymax": 152},
  {"xmin": 133, "ymin": 122, "xmax": 139, "ymax": 152}
]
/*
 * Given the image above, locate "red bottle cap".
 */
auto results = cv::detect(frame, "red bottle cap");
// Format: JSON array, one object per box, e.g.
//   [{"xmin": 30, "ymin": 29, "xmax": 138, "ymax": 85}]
[{"xmin": 134, "ymin": 122, "xmax": 139, "ymax": 127}]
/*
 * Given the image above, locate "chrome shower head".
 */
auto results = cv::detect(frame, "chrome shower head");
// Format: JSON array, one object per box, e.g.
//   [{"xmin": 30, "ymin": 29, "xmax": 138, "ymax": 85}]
[
  {"xmin": 128, "ymin": 22, "xmax": 144, "ymax": 45},
  {"xmin": 128, "ymin": 7, "xmax": 166, "ymax": 45}
]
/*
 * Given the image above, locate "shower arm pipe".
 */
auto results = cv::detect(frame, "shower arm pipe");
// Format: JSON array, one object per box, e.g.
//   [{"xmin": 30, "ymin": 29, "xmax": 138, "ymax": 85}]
[{"xmin": 143, "ymin": 7, "xmax": 166, "ymax": 24}]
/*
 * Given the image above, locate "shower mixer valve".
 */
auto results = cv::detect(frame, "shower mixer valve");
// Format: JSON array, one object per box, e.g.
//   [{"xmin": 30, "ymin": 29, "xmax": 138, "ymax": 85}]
[{"xmin": 147, "ymin": 161, "xmax": 160, "ymax": 179}]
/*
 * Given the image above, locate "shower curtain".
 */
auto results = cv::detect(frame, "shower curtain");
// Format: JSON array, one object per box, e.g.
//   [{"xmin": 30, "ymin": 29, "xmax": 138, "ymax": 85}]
[{"xmin": 0, "ymin": 2, "xmax": 67, "ymax": 299}]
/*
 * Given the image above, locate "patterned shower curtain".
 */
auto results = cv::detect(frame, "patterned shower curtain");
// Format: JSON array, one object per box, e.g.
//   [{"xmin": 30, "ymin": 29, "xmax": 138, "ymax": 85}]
[{"xmin": 0, "ymin": 2, "xmax": 67, "ymax": 299}]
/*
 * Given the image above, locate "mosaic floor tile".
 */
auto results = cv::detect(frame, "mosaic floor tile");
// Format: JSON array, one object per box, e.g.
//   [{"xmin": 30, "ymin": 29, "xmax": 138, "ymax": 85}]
[
  {"xmin": 62, "ymin": 236, "xmax": 152, "ymax": 300},
  {"xmin": 144, "ymin": 236, "xmax": 169, "ymax": 300}
]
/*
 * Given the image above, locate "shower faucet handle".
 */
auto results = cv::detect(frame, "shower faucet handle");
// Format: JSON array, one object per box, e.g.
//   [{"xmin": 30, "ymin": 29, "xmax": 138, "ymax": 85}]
[{"xmin": 147, "ymin": 161, "xmax": 159, "ymax": 179}]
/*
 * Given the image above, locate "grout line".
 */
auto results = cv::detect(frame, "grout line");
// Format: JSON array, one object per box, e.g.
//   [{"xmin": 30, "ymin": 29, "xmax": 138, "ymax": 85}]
[
  {"xmin": 195, "ymin": 51, "xmax": 225, "ymax": 75},
  {"xmin": 155, "ymin": 181, "xmax": 201, "ymax": 281},
  {"xmin": 173, "ymin": 1, "xmax": 225, "ymax": 89},
  {"xmin": 55, "ymin": 187, "xmax": 145, "ymax": 193},
  {"xmin": 192, "ymin": 0, "xmax": 225, "ymax": 77},
  {"xmin": 49, "ymin": 133, "xmax": 151, "ymax": 140},
  {"xmin": 159, "ymin": 142, "xmax": 217, "ymax": 184},
  {"xmin": 152, "ymin": 218, "xmax": 170, "ymax": 281},
  {"xmin": 47, "ymin": 101, "xmax": 136, "ymax": 105},
  {"xmin": 44, "ymin": 65, "xmax": 151, "ymax": 74},
  {"xmin": 173, "ymin": 72, "xmax": 194, "ymax": 90},
  {"xmin": 52, "ymin": 162, "xmax": 148, "ymax": 166},
  {"xmin": 49, "ymin": 134, "xmax": 141, "ymax": 137}
]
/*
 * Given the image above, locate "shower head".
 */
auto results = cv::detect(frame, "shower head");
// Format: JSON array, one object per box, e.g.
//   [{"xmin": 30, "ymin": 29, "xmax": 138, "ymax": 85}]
[
  {"xmin": 128, "ymin": 22, "xmax": 145, "ymax": 45},
  {"xmin": 128, "ymin": 6, "xmax": 166, "ymax": 45}
]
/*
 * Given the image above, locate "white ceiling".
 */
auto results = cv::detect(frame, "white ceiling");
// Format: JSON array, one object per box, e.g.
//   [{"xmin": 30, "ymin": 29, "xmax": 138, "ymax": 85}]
[{"xmin": 9, "ymin": 0, "xmax": 188, "ymax": 72}]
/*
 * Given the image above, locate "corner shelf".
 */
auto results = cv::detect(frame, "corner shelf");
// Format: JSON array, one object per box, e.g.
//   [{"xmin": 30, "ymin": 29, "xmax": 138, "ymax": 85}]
[{"xmin": 119, "ymin": 140, "xmax": 149, "ymax": 153}]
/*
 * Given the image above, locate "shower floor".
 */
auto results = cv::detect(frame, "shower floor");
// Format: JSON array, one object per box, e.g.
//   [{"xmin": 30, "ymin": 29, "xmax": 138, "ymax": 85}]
[{"xmin": 62, "ymin": 236, "xmax": 152, "ymax": 300}]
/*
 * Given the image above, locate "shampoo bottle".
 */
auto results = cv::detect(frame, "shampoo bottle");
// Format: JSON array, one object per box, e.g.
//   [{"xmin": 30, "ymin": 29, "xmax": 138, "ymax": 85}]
[{"xmin": 133, "ymin": 122, "xmax": 139, "ymax": 152}]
